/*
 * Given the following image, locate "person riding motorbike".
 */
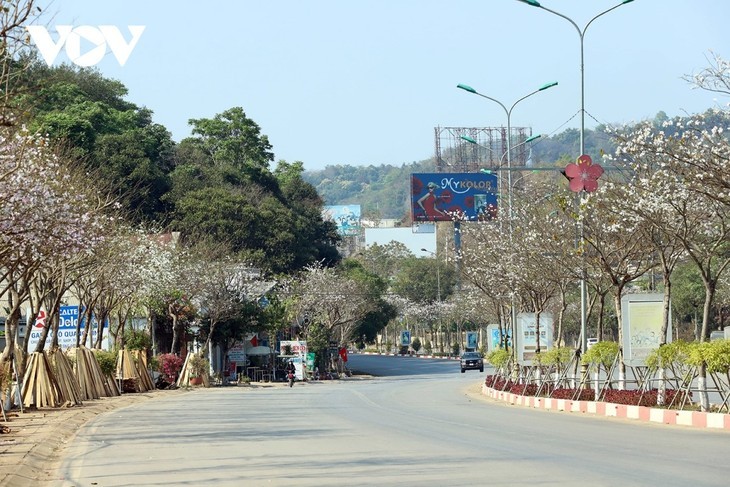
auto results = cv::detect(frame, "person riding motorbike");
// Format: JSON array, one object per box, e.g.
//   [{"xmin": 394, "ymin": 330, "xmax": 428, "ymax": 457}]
[{"xmin": 285, "ymin": 360, "xmax": 296, "ymax": 386}]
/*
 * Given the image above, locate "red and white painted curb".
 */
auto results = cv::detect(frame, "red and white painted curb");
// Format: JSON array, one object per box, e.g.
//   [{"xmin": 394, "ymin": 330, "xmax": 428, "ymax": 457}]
[{"xmin": 482, "ymin": 384, "xmax": 730, "ymax": 431}]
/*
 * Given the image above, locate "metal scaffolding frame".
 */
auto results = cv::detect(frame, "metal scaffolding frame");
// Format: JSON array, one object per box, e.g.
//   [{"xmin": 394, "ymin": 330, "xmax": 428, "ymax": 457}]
[{"xmin": 434, "ymin": 126, "xmax": 532, "ymax": 174}]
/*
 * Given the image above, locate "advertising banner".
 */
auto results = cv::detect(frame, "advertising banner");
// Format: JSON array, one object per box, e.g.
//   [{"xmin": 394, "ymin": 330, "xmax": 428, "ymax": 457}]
[
  {"xmin": 621, "ymin": 293, "xmax": 671, "ymax": 366},
  {"xmin": 411, "ymin": 173, "xmax": 498, "ymax": 222},
  {"xmin": 466, "ymin": 331, "xmax": 479, "ymax": 350},
  {"xmin": 400, "ymin": 330, "xmax": 411, "ymax": 347},
  {"xmin": 280, "ymin": 340, "xmax": 308, "ymax": 356},
  {"xmin": 486, "ymin": 324, "xmax": 512, "ymax": 352},
  {"xmin": 27, "ymin": 306, "xmax": 109, "ymax": 352},
  {"xmin": 515, "ymin": 313, "xmax": 552, "ymax": 364},
  {"xmin": 323, "ymin": 205, "xmax": 361, "ymax": 236}
]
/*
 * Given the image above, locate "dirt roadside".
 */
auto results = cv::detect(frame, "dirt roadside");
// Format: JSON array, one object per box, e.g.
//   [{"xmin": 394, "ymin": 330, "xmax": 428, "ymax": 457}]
[{"xmin": 0, "ymin": 389, "xmax": 186, "ymax": 487}]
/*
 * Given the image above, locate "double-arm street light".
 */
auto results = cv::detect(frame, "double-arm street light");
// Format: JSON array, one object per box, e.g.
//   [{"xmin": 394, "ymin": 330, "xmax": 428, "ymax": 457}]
[
  {"xmin": 516, "ymin": 0, "xmax": 634, "ymax": 355},
  {"xmin": 457, "ymin": 82, "xmax": 557, "ymax": 224},
  {"xmin": 457, "ymin": 82, "xmax": 557, "ymax": 366}
]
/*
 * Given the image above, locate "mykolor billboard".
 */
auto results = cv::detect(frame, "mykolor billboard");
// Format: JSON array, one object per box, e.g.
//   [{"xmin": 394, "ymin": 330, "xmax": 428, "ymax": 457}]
[{"xmin": 411, "ymin": 173, "xmax": 498, "ymax": 222}]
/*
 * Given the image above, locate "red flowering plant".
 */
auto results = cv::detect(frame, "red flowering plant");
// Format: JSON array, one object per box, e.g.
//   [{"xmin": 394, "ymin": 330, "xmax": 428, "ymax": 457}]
[
  {"xmin": 564, "ymin": 154, "xmax": 604, "ymax": 193},
  {"xmin": 158, "ymin": 353, "xmax": 184, "ymax": 383}
]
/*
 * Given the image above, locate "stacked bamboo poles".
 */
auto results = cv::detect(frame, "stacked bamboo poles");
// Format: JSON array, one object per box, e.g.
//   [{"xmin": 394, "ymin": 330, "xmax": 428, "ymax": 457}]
[
  {"xmin": 48, "ymin": 349, "xmax": 83, "ymax": 407},
  {"xmin": 132, "ymin": 350, "xmax": 155, "ymax": 391},
  {"xmin": 116, "ymin": 348, "xmax": 143, "ymax": 393},
  {"xmin": 73, "ymin": 347, "xmax": 113, "ymax": 400},
  {"xmin": 21, "ymin": 352, "xmax": 63, "ymax": 408},
  {"xmin": 176, "ymin": 353, "xmax": 192, "ymax": 388}
]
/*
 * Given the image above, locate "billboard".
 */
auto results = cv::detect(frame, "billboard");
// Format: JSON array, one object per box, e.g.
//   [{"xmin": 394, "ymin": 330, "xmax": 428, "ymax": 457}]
[
  {"xmin": 27, "ymin": 306, "xmax": 110, "ymax": 351},
  {"xmin": 466, "ymin": 331, "xmax": 479, "ymax": 350},
  {"xmin": 400, "ymin": 330, "xmax": 411, "ymax": 347},
  {"xmin": 515, "ymin": 313, "xmax": 553, "ymax": 364},
  {"xmin": 486, "ymin": 324, "xmax": 511, "ymax": 352},
  {"xmin": 411, "ymin": 173, "xmax": 498, "ymax": 222},
  {"xmin": 621, "ymin": 293, "xmax": 671, "ymax": 366},
  {"xmin": 323, "ymin": 205, "xmax": 361, "ymax": 236}
]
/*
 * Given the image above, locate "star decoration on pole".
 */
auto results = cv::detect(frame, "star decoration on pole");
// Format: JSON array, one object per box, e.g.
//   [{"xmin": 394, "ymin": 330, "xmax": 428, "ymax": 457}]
[{"xmin": 564, "ymin": 154, "xmax": 604, "ymax": 192}]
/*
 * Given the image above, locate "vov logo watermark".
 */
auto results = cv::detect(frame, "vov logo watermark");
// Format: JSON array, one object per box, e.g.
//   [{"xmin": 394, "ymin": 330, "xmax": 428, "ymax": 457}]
[{"xmin": 26, "ymin": 25, "xmax": 145, "ymax": 67}]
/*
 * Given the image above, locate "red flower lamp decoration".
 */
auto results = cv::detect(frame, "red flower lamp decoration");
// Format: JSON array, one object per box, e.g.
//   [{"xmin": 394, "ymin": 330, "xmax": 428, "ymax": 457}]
[{"xmin": 564, "ymin": 154, "xmax": 604, "ymax": 193}]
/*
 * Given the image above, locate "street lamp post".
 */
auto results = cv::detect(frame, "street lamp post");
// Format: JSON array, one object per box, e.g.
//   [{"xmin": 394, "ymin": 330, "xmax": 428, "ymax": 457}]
[
  {"xmin": 516, "ymin": 0, "xmax": 634, "ymax": 355},
  {"xmin": 457, "ymin": 82, "xmax": 557, "ymax": 370}
]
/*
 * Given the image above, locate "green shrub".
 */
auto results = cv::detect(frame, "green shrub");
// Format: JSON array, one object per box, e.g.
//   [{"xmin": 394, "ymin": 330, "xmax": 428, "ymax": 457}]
[
  {"xmin": 188, "ymin": 354, "xmax": 210, "ymax": 378},
  {"xmin": 411, "ymin": 337, "xmax": 422, "ymax": 353},
  {"xmin": 686, "ymin": 339, "xmax": 730, "ymax": 374},
  {"xmin": 581, "ymin": 341, "xmax": 619, "ymax": 371},
  {"xmin": 424, "ymin": 340, "xmax": 433, "ymax": 355},
  {"xmin": 645, "ymin": 340, "xmax": 691, "ymax": 369},
  {"xmin": 536, "ymin": 347, "xmax": 573, "ymax": 366},
  {"xmin": 486, "ymin": 348, "xmax": 510, "ymax": 368},
  {"xmin": 148, "ymin": 355, "xmax": 160, "ymax": 372},
  {"xmin": 124, "ymin": 329, "xmax": 152, "ymax": 351},
  {"xmin": 93, "ymin": 349, "xmax": 117, "ymax": 377}
]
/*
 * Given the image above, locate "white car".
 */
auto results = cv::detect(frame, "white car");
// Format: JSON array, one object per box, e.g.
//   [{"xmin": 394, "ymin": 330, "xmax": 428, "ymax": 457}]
[{"xmin": 587, "ymin": 338, "xmax": 598, "ymax": 349}]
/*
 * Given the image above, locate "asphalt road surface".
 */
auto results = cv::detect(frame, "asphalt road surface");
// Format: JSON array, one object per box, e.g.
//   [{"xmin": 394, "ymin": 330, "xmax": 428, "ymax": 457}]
[{"xmin": 55, "ymin": 354, "xmax": 729, "ymax": 486}]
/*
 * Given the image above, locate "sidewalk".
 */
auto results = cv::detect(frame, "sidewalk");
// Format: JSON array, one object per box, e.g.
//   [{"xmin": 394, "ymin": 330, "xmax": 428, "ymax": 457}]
[{"xmin": 0, "ymin": 389, "xmax": 185, "ymax": 486}]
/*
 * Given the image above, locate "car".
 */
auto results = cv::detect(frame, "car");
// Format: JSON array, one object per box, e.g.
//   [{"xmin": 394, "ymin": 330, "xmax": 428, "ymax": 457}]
[
  {"xmin": 587, "ymin": 338, "xmax": 599, "ymax": 349},
  {"xmin": 460, "ymin": 352, "xmax": 484, "ymax": 373}
]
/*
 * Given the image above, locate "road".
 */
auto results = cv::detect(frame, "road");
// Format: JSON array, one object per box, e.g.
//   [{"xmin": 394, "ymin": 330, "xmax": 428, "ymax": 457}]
[{"xmin": 55, "ymin": 354, "xmax": 728, "ymax": 486}]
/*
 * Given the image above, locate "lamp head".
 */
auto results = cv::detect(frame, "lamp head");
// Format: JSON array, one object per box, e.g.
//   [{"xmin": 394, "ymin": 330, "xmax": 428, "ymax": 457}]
[
  {"xmin": 460, "ymin": 135, "xmax": 477, "ymax": 144},
  {"xmin": 456, "ymin": 83, "xmax": 477, "ymax": 94},
  {"xmin": 539, "ymin": 81, "xmax": 558, "ymax": 91}
]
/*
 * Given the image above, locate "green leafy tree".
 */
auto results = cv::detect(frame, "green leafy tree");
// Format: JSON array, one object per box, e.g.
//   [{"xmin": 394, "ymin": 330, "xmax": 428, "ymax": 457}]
[{"xmin": 391, "ymin": 256, "xmax": 455, "ymax": 304}]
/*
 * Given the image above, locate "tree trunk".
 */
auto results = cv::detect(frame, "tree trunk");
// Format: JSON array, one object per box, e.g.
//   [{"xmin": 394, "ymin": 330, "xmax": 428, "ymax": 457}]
[
  {"xmin": 597, "ymin": 293, "xmax": 606, "ymax": 342},
  {"xmin": 697, "ymin": 281, "xmax": 716, "ymax": 411},
  {"xmin": 80, "ymin": 306, "xmax": 93, "ymax": 348},
  {"xmin": 170, "ymin": 310, "xmax": 180, "ymax": 355},
  {"xmin": 613, "ymin": 289, "xmax": 626, "ymax": 390}
]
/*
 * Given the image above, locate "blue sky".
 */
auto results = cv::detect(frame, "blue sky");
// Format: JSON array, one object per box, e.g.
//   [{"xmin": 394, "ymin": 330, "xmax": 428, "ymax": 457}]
[{"xmin": 39, "ymin": 1, "xmax": 730, "ymax": 171}]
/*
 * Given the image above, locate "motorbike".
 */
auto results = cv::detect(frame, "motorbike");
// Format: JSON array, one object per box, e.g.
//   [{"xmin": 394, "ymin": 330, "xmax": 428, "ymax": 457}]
[{"xmin": 287, "ymin": 371, "xmax": 295, "ymax": 387}]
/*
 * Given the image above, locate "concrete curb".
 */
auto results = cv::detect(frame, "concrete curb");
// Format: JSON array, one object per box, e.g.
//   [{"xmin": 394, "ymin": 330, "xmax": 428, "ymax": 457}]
[{"xmin": 481, "ymin": 384, "xmax": 730, "ymax": 431}]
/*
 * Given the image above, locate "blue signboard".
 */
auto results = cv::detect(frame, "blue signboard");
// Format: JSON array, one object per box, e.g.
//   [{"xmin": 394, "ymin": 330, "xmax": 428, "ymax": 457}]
[
  {"xmin": 411, "ymin": 173, "xmax": 498, "ymax": 222},
  {"xmin": 28, "ymin": 305, "xmax": 110, "ymax": 351},
  {"xmin": 323, "ymin": 205, "xmax": 361, "ymax": 236}
]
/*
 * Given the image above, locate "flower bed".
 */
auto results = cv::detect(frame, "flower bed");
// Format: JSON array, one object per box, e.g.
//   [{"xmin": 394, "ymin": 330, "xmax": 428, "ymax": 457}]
[{"xmin": 485, "ymin": 375, "xmax": 690, "ymax": 407}]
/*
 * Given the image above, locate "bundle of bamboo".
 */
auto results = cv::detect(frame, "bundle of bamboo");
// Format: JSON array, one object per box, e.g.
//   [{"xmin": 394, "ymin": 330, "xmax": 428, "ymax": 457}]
[
  {"xmin": 21, "ymin": 352, "xmax": 62, "ymax": 408},
  {"xmin": 73, "ymin": 347, "xmax": 110, "ymax": 400},
  {"xmin": 48, "ymin": 349, "xmax": 83, "ymax": 407},
  {"xmin": 176, "ymin": 353, "xmax": 192, "ymax": 388},
  {"xmin": 132, "ymin": 350, "xmax": 154, "ymax": 391},
  {"xmin": 116, "ymin": 349, "xmax": 141, "ymax": 393}
]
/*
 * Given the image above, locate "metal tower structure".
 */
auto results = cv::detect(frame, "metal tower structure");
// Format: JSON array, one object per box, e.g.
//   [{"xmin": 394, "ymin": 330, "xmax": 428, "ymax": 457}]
[{"xmin": 434, "ymin": 126, "xmax": 532, "ymax": 173}]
